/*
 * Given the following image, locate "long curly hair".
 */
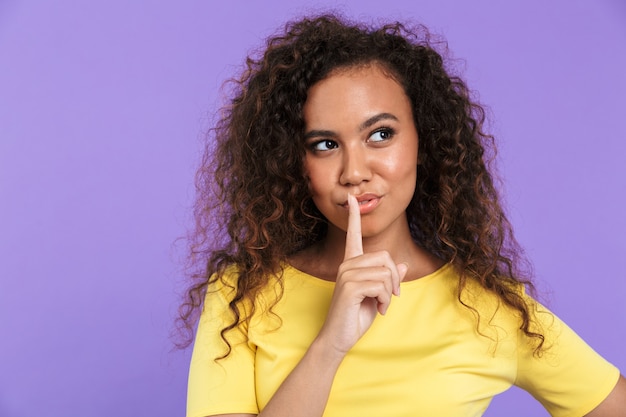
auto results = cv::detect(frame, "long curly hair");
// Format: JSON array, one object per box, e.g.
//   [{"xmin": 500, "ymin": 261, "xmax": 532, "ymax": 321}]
[{"xmin": 177, "ymin": 13, "xmax": 543, "ymax": 355}]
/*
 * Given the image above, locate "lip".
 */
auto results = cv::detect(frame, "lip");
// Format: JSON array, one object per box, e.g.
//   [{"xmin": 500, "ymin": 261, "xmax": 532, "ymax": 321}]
[{"xmin": 341, "ymin": 193, "xmax": 382, "ymax": 215}]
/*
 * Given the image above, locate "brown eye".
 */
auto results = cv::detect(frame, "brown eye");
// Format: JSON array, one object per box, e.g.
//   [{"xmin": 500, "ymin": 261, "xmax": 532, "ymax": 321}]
[
  {"xmin": 369, "ymin": 128, "xmax": 394, "ymax": 142},
  {"xmin": 311, "ymin": 139, "xmax": 339, "ymax": 151}
]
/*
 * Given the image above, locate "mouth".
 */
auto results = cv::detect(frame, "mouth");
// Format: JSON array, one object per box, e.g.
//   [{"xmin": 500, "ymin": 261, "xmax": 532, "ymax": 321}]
[{"xmin": 341, "ymin": 194, "xmax": 382, "ymax": 214}]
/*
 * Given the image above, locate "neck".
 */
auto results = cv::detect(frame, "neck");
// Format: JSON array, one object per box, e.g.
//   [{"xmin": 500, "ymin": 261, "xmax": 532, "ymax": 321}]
[
  {"xmin": 296, "ymin": 217, "xmax": 443, "ymax": 282},
  {"xmin": 325, "ymin": 219, "xmax": 415, "ymax": 261}
]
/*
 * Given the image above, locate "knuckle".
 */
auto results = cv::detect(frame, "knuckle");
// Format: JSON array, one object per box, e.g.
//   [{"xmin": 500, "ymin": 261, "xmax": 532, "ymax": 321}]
[
  {"xmin": 378, "ymin": 291, "xmax": 391, "ymax": 304},
  {"xmin": 382, "ymin": 266, "xmax": 392, "ymax": 279},
  {"xmin": 342, "ymin": 280, "xmax": 358, "ymax": 291}
]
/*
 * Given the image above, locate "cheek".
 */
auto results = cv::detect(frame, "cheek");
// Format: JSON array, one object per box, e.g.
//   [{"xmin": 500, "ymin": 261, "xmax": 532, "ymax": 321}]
[
  {"xmin": 384, "ymin": 151, "xmax": 418, "ymax": 199},
  {"xmin": 307, "ymin": 176, "xmax": 329, "ymax": 199},
  {"xmin": 383, "ymin": 148, "xmax": 418, "ymax": 179}
]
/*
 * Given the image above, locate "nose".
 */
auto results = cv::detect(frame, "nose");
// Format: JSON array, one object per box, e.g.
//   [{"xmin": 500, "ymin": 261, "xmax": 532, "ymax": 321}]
[{"xmin": 339, "ymin": 145, "xmax": 371, "ymax": 186}]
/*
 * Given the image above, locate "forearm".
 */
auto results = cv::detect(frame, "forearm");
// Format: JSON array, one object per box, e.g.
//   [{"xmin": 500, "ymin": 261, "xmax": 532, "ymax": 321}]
[
  {"xmin": 258, "ymin": 197, "xmax": 404, "ymax": 417},
  {"xmin": 258, "ymin": 336, "xmax": 345, "ymax": 417}
]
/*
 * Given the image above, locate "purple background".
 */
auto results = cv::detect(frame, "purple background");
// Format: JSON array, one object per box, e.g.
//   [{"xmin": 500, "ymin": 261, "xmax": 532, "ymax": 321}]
[{"xmin": 1, "ymin": 1, "xmax": 624, "ymax": 416}]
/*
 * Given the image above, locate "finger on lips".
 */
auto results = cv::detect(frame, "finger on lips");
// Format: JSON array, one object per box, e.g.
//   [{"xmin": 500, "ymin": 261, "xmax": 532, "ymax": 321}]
[
  {"xmin": 340, "ymin": 194, "xmax": 402, "ymax": 315},
  {"xmin": 344, "ymin": 194, "xmax": 364, "ymax": 260}
]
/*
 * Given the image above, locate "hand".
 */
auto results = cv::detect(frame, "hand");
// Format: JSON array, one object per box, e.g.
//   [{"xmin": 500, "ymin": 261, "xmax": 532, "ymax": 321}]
[{"xmin": 316, "ymin": 194, "xmax": 409, "ymax": 356}]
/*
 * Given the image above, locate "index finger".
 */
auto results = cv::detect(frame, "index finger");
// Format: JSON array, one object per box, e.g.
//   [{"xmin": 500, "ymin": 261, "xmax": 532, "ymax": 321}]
[{"xmin": 344, "ymin": 194, "xmax": 363, "ymax": 260}]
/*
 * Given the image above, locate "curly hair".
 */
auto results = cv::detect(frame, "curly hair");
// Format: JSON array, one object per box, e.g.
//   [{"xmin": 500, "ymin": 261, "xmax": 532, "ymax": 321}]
[{"xmin": 177, "ymin": 13, "xmax": 543, "ymax": 356}]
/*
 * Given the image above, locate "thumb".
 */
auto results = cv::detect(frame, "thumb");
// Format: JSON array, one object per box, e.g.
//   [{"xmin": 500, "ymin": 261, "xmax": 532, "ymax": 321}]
[
  {"xmin": 397, "ymin": 262, "xmax": 409, "ymax": 279},
  {"xmin": 395, "ymin": 262, "xmax": 409, "ymax": 294}
]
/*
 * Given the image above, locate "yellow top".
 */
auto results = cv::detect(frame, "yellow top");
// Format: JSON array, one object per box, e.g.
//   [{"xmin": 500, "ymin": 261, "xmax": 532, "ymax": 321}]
[{"xmin": 187, "ymin": 264, "xmax": 619, "ymax": 417}]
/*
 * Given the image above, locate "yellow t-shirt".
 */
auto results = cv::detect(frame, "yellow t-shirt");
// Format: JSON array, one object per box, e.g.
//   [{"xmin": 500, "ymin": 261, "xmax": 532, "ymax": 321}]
[{"xmin": 187, "ymin": 264, "xmax": 619, "ymax": 417}]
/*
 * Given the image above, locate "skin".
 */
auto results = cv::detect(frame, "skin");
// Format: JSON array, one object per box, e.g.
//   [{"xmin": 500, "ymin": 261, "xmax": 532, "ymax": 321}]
[
  {"xmin": 207, "ymin": 63, "xmax": 626, "ymax": 417},
  {"xmin": 295, "ymin": 64, "xmax": 442, "ymax": 283},
  {"xmin": 585, "ymin": 376, "xmax": 626, "ymax": 417}
]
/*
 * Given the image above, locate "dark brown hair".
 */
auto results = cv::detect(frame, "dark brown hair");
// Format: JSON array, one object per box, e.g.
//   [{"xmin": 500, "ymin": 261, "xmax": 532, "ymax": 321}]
[{"xmin": 177, "ymin": 13, "xmax": 543, "ymax": 355}]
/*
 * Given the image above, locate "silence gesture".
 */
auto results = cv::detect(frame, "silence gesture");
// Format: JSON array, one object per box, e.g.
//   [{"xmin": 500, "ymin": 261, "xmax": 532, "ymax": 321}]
[
  {"xmin": 317, "ymin": 194, "xmax": 409, "ymax": 356},
  {"xmin": 344, "ymin": 193, "xmax": 364, "ymax": 260}
]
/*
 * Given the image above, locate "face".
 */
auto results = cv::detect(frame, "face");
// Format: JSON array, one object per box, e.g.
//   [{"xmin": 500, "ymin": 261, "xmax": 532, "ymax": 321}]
[{"xmin": 302, "ymin": 63, "xmax": 419, "ymax": 239}]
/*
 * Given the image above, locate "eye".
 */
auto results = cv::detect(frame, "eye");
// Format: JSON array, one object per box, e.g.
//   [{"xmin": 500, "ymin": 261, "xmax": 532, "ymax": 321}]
[
  {"xmin": 310, "ymin": 139, "xmax": 339, "ymax": 152},
  {"xmin": 369, "ymin": 127, "xmax": 395, "ymax": 143}
]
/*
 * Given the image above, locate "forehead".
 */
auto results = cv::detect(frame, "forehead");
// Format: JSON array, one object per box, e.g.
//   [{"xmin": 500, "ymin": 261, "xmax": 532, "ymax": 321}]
[{"xmin": 303, "ymin": 64, "xmax": 412, "ymax": 127}]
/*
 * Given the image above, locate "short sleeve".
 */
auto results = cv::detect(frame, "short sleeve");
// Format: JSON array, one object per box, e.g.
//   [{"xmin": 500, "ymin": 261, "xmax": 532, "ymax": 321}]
[
  {"xmin": 187, "ymin": 278, "xmax": 259, "ymax": 417},
  {"xmin": 515, "ymin": 302, "xmax": 620, "ymax": 417}
]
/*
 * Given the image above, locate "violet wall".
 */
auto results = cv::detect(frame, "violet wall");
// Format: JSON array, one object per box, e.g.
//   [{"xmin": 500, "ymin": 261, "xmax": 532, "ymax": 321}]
[{"xmin": 1, "ymin": 1, "xmax": 624, "ymax": 416}]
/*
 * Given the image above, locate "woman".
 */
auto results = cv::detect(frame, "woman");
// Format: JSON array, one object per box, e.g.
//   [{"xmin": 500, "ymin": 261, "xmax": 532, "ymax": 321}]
[{"xmin": 181, "ymin": 14, "xmax": 625, "ymax": 417}]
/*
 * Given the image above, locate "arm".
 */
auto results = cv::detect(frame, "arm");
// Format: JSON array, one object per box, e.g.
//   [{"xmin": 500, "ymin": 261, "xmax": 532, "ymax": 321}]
[
  {"xmin": 209, "ymin": 415, "xmax": 255, "ymax": 417},
  {"xmin": 256, "ymin": 334, "xmax": 345, "ymax": 417},
  {"xmin": 585, "ymin": 375, "xmax": 626, "ymax": 417},
  {"xmin": 259, "ymin": 195, "xmax": 406, "ymax": 417},
  {"xmin": 201, "ymin": 196, "xmax": 405, "ymax": 417},
  {"xmin": 210, "ymin": 195, "xmax": 403, "ymax": 417},
  {"xmin": 200, "ymin": 341, "xmax": 339, "ymax": 417}
]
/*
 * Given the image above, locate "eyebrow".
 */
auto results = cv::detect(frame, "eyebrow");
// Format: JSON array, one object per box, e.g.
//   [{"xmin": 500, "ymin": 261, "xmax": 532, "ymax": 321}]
[
  {"xmin": 359, "ymin": 113, "xmax": 398, "ymax": 131},
  {"xmin": 304, "ymin": 112, "xmax": 399, "ymax": 140}
]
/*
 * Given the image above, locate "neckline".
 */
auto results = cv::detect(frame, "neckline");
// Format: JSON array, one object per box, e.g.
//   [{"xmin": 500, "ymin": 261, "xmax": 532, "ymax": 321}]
[{"xmin": 283, "ymin": 262, "xmax": 453, "ymax": 288}]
